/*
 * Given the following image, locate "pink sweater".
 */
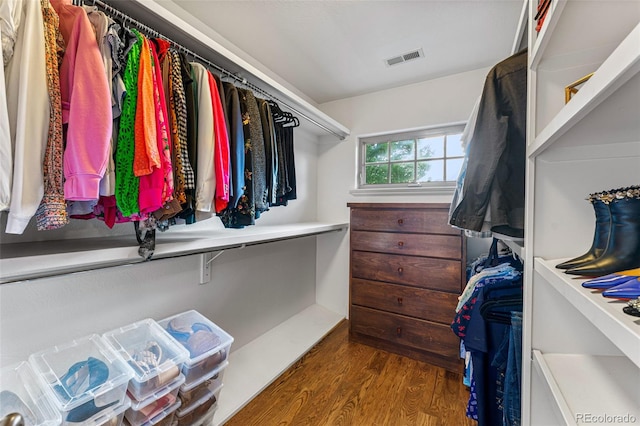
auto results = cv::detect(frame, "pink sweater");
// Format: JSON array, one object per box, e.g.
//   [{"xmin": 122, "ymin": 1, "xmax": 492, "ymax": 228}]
[{"xmin": 50, "ymin": 0, "xmax": 112, "ymax": 201}]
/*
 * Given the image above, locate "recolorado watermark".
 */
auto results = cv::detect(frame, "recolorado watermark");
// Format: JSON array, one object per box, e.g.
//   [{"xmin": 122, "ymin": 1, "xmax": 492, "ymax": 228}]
[{"xmin": 576, "ymin": 413, "xmax": 637, "ymax": 424}]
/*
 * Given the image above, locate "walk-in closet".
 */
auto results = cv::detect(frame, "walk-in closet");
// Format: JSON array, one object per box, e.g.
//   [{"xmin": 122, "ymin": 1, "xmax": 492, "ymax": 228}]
[{"xmin": 1, "ymin": 1, "xmax": 638, "ymax": 425}]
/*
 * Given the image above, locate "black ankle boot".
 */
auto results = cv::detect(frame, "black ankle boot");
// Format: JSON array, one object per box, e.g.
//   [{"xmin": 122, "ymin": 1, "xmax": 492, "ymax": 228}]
[
  {"xmin": 556, "ymin": 193, "xmax": 611, "ymax": 269},
  {"xmin": 566, "ymin": 186, "xmax": 640, "ymax": 277}
]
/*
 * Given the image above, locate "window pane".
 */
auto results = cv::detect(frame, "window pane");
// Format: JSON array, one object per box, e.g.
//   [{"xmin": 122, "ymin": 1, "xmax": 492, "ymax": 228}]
[
  {"xmin": 446, "ymin": 133, "xmax": 465, "ymax": 157},
  {"xmin": 365, "ymin": 164, "xmax": 389, "ymax": 184},
  {"xmin": 391, "ymin": 162, "xmax": 414, "ymax": 183},
  {"xmin": 446, "ymin": 158, "xmax": 464, "ymax": 181},
  {"xmin": 416, "ymin": 160, "xmax": 444, "ymax": 182},
  {"xmin": 390, "ymin": 140, "xmax": 414, "ymax": 161},
  {"xmin": 417, "ymin": 136, "xmax": 444, "ymax": 159},
  {"xmin": 365, "ymin": 142, "xmax": 389, "ymax": 163}
]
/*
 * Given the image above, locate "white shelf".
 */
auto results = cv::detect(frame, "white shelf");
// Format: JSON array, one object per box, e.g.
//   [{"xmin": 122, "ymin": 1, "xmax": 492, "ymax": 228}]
[
  {"xmin": 101, "ymin": 0, "xmax": 349, "ymax": 141},
  {"xmin": 529, "ymin": 21, "xmax": 640, "ymax": 158},
  {"xmin": 534, "ymin": 257, "xmax": 640, "ymax": 368},
  {"xmin": 213, "ymin": 304, "xmax": 344, "ymax": 425},
  {"xmin": 529, "ymin": 0, "xmax": 567, "ymax": 69},
  {"xmin": 532, "ymin": 350, "xmax": 640, "ymax": 426},
  {"xmin": 0, "ymin": 222, "xmax": 349, "ymax": 284},
  {"xmin": 502, "ymin": 238, "xmax": 525, "ymax": 260}
]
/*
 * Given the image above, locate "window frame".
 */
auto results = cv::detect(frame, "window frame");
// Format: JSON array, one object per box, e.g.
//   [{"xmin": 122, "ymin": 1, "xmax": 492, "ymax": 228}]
[{"xmin": 355, "ymin": 122, "xmax": 466, "ymax": 194}]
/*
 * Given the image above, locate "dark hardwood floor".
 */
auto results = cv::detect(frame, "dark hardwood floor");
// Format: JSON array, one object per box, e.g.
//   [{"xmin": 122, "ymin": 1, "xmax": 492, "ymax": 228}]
[{"xmin": 225, "ymin": 320, "xmax": 476, "ymax": 426}]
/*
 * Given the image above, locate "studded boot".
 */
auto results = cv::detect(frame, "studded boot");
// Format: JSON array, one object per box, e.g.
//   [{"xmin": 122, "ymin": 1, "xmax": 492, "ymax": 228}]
[
  {"xmin": 566, "ymin": 186, "xmax": 640, "ymax": 277},
  {"xmin": 556, "ymin": 192, "xmax": 611, "ymax": 269}
]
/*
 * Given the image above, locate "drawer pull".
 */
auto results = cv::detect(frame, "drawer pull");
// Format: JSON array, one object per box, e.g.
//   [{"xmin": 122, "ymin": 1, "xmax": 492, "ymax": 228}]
[
  {"xmin": 397, "ymin": 297, "xmax": 403, "ymax": 305},
  {"xmin": 397, "ymin": 241, "xmax": 404, "ymax": 247},
  {"xmin": 396, "ymin": 327, "xmax": 402, "ymax": 336},
  {"xmin": 397, "ymin": 219, "xmax": 404, "ymax": 225},
  {"xmin": 397, "ymin": 267, "xmax": 403, "ymax": 274}
]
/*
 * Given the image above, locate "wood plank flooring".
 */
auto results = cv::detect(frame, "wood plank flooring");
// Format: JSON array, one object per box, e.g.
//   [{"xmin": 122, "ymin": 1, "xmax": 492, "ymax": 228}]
[{"xmin": 224, "ymin": 320, "xmax": 476, "ymax": 426}]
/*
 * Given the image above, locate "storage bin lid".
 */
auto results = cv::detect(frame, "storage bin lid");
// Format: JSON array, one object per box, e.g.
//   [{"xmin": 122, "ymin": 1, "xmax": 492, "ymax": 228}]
[
  {"xmin": 179, "ymin": 360, "xmax": 227, "ymax": 393},
  {"xmin": 125, "ymin": 399, "xmax": 181, "ymax": 426},
  {"xmin": 157, "ymin": 311, "xmax": 233, "ymax": 366},
  {"xmin": 174, "ymin": 384, "xmax": 222, "ymax": 418},
  {"xmin": 127, "ymin": 374, "xmax": 184, "ymax": 411},
  {"xmin": 28, "ymin": 334, "xmax": 133, "ymax": 412},
  {"xmin": 0, "ymin": 361, "xmax": 61, "ymax": 426},
  {"xmin": 103, "ymin": 319, "xmax": 189, "ymax": 385}
]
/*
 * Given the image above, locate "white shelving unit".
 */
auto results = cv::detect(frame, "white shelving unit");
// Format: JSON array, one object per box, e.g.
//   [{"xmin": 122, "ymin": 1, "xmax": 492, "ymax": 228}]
[
  {"xmin": 0, "ymin": 222, "xmax": 348, "ymax": 284},
  {"xmin": 523, "ymin": 1, "xmax": 640, "ymax": 425}
]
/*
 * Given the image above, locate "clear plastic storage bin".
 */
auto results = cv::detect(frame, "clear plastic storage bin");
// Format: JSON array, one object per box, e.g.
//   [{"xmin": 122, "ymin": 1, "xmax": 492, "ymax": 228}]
[
  {"xmin": 172, "ymin": 385, "xmax": 221, "ymax": 426},
  {"xmin": 124, "ymin": 374, "xmax": 184, "ymax": 426},
  {"xmin": 28, "ymin": 334, "xmax": 133, "ymax": 426},
  {"xmin": 96, "ymin": 397, "xmax": 129, "ymax": 426},
  {"xmin": 103, "ymin": 319, "xmax": 189, "ymax": 401},
  {"xmin": 157, "ymin": 311, "xmax": 233, "ymax": 387},
  {"xmin": 0, "ymin": 361, "xmax": 61, "ymax": 426},
  {"xmin": 124, "ymin": 400, "xmax": 180, "ymax": 426},
  {"xmin": 177, "ymin": 361, "xmax": 227, "ymax": 408}
]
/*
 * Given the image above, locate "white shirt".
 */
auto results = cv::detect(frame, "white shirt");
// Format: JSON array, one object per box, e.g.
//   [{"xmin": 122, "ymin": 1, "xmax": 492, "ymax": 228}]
[
  {"xmin": 3, "ymin": 0, "xmax": 50, "ymax": 234},
  {"xmin": 190, "ymin": 62, "xmax": 216, "ymax": 218}
]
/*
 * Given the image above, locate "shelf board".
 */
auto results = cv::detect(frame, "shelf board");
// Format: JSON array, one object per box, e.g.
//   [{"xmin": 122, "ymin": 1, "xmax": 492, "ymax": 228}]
[
  {"xmin": 0, "ymin": 222, "xmax": 349, "ymax": 284},
  {"xmin": 530, "ymin": 0, "xmax": 567, "ymax": 69},
  {"xmin": 213, "ymin": 304, "xmax": 345, "ymax": 425},
  {"xmin": 532, "ymin": 350, "xmax": 640, "ymax": 425},
  {"xmin": 534, "ymin": 258, "xmax": 640, "ymax": 368},
  {"xmin": 501, "ymin": 238, "xmax": 525, "ymax": 260},
  {"xmin": 528, "ymin": 22, "xmax": 640, "ymax": 158},
  {"xmin": 103, "ymin": 0, "xmax": 349, "ymax": 141}
]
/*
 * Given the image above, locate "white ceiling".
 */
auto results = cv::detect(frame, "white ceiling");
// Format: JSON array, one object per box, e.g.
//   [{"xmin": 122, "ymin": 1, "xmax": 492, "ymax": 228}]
[{"xmin": 168, "ymin": 0, "xmax": 526, "ymax": 105}]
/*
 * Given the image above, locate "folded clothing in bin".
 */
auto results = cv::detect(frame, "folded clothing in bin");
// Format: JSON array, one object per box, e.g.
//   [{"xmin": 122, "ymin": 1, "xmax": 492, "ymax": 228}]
[
  {"xmin": 158, "ymin": 311, "xmax": 233, "ymax": 388},
  {"xmin": 29, "ymin": 334, "xmax": 133, "ymax": 426},
  {"xmin": 173, "ymin": 385, "xmax": 221, "ymax": 426},
  {"xmin": 103, "ymin": 319, "xmax": 189, "ymax": 402}
]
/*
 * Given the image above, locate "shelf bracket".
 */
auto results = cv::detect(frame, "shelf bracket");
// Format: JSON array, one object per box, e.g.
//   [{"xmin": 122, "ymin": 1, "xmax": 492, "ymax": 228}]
[
  {"xmin": 200, "ymin": 250, "xmax": 224, "ymax": 284},
  {"xmin": 199, "ymin": 244, "xmax": 247, "ymax": 284}
]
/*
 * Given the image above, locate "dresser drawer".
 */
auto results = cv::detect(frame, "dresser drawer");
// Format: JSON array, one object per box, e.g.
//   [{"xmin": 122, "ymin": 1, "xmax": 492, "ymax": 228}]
[
  {"xmin": 351, "ymin": 231, "xmax": 461, "ymax": 259},
  {"xmin": 351, "ymin": 251, "xmax": 462, "ymax": 293},
  {"xmin": 351, "ymin": 278, "xmax": 458, "ymax": 324},
  {"xmin": 350, "ymin": 305, "xmax": 460, "ymax": 359},
  {"xmin": 350, "ymin": 208, "xmax": 459, "ymax": 235}
]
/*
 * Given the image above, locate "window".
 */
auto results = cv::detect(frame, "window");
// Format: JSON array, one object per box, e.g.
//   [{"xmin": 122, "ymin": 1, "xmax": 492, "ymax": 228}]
[{"xmin": 358, "ymin": 124, "xmax": 466, "ymax": 190}]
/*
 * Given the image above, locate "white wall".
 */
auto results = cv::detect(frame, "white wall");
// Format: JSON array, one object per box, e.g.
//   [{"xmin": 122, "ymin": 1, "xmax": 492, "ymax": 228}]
[
  {"xmin": 314, "ymin": 68, "xmax": 492, "ymax": 315},
  {"xmin": 0, "ymin": 237, "xmax": 317, "ymax": 366},
  {"xmin": 0, "ymin": 130, "xmax": 321, "ymax": 365}
]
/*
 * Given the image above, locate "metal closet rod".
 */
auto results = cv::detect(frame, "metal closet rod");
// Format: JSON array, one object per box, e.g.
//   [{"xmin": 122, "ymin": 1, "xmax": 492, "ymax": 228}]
[{"xmin": 88, "ymin": 0, "xmax": 345, "ymax": 140}]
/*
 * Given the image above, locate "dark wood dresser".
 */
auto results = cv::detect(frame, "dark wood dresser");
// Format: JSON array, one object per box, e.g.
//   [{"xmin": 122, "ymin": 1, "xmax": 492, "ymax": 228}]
[{"xmin": 347, "ymin": 203, "xmax": 465, "ymax": 372}]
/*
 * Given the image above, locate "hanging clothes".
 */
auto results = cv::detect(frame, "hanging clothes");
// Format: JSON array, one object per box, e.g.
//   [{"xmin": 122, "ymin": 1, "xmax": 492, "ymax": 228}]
[
  {"xmin": 207, "ymin": 71, "xmax": 230, "ymax": 214},
  {"xmin": 272, "ymin": 111, "xmax": 297, "ymax": 206},
  {"xmin": 240, "ymin": 88, "xmax": 267, "ymax": 217},
  {"xmin": 167, "ymin": 48, "xmax": 191, "ymax": 206},
  {"xmin": 228, "ymin": 87, "xmax": 257, "ymax": 228},
  {"xmin": 449, "ymin": 49, "xmax": 527, "ymax": 239},
  {"xmin": 175, "ymin": 54, "xmax": 197, "ymax": 224},
  {"xmin": 219, "ymin": 81, "xmax": 245, "ymax": 223},
  {"xmin": 114, "ymin": 28, "xmax": 142, "ymax": 217},
  {"xmin": 35, "ymin": 0, "xmax": 68, "ymax": 231},
  {"xmin": 51, "ymin": 0, "xmax": 112, "ymax": 202},
  {"xmin": 257, "ymin": 98, "xmax": 278, "ymax": 206},
  {"xmin": 3, "ymin": 0, "xmax": 49, "ymax": 234},
  {"xmin": 148, "ymin": 40, "xmax": 176, "ymax": 216},
  {"xmin": 134, "ymin": 33, "xmax": 164, "ymax": 214},
  {"xmin": 452, "ymin": 242, "xmax": 524, "ymax": 426},
  {"xmin": 190, "ymin": 62, "xmax": 216, "ymax": 219}
]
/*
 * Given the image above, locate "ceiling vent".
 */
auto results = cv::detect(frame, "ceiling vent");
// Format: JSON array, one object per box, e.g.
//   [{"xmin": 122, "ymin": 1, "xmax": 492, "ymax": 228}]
[{"xmin": 385, "ymin": 48, "xmax": 424, "ymax": 67}]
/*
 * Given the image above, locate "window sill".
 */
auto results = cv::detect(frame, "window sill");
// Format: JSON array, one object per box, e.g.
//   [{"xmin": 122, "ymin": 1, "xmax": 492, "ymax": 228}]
[{"xmin": 350, "ymin": 185, "xmax": 456, "ymax": 196}]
